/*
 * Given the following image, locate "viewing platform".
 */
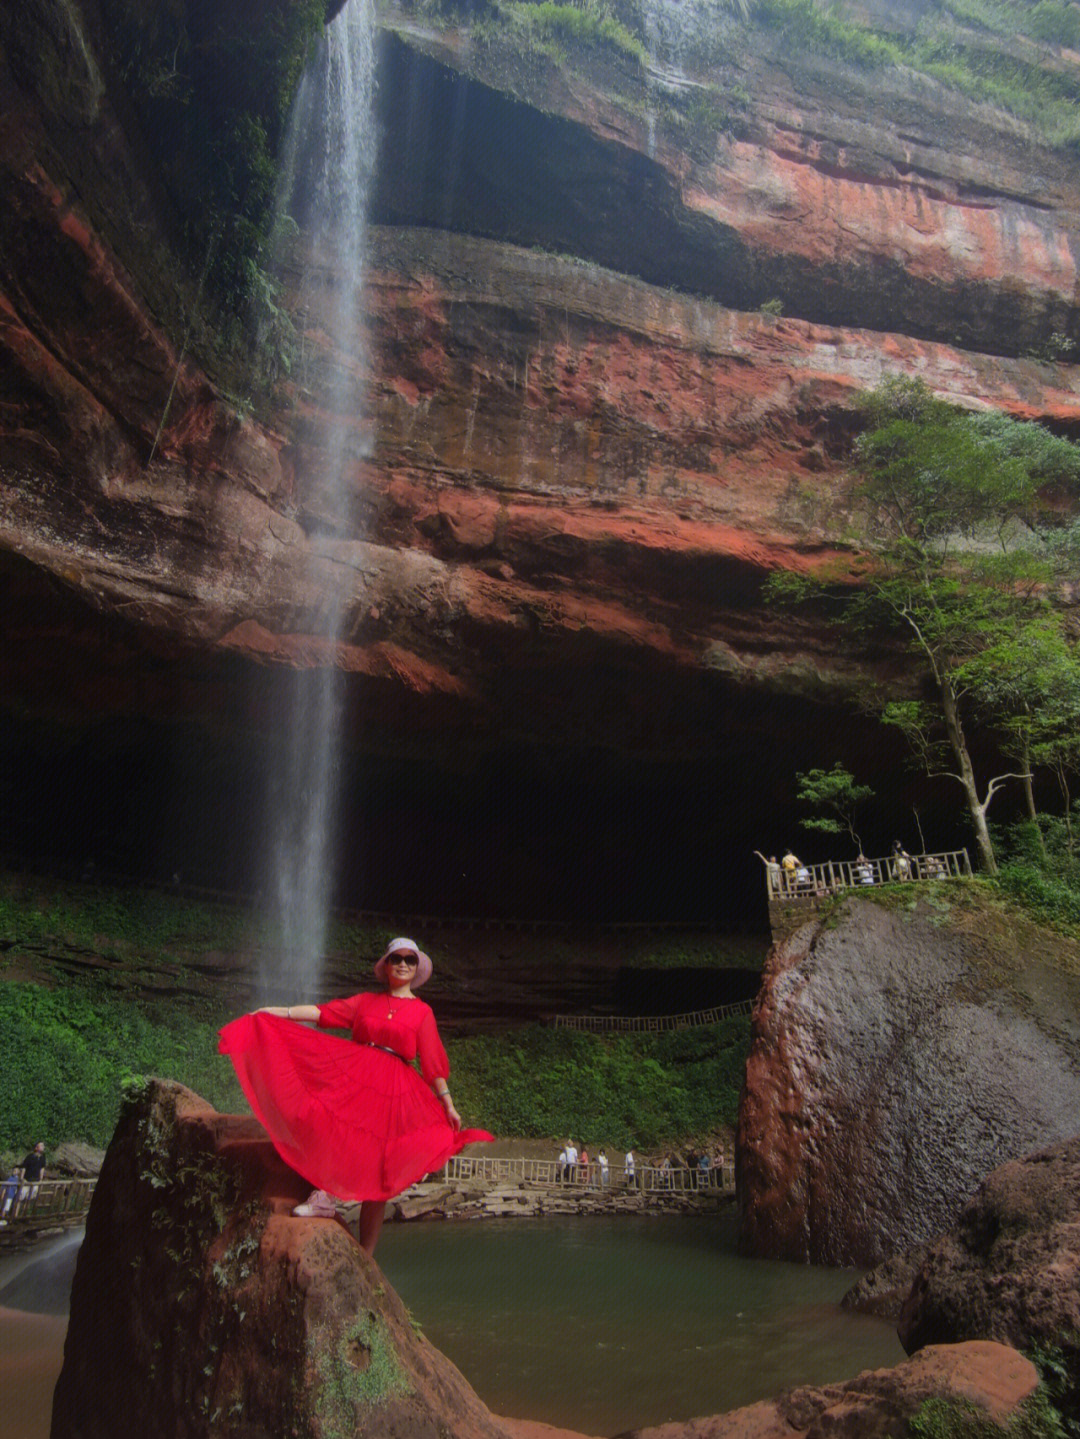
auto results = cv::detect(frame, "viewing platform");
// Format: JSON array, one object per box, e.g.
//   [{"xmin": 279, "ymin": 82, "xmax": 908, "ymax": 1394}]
[
  {"xmin": 371, "ymin": 1155, "xmax": 737, "ymax": 1223},
  {"xmin": 0, "ymin": 1178, "xmax": 97, "ymax": 1243},
  {"xmin": 766, "ymin": 849, "xmax": 972, "ymax": 938}
]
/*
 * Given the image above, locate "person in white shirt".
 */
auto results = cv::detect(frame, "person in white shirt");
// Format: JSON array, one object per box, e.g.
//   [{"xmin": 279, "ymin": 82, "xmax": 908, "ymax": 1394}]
[
  {"xmin": 597, "ymin": 1149, "xmax": 609, "ymax": 1186},
  {"xmin": 565, "ymin": 1141, "xmax": 578, "ymax": 1184},
  {"xmin": 557, "ymin": 1145, "xmax": 569, "ymax": 1183},
  {"xmin": 624, "ymin": 1149, "xmax": 636, "ymax": 1188}
]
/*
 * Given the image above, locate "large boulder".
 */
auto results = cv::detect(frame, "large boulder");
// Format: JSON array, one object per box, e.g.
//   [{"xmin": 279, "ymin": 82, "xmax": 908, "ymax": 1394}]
[
  {"xmin": 899, "ymin": 1134, "xmax": 1080, "ymax": 1384},
  {"xmin": 738, "ymin": 891, "xmax": 1080, "ymax": 1266},
  {"xmin": 51, "ymin": 1079, "xmax": 515, "ymax": 1439},
  {"xmin": 614, "ymin": 1342, "xmax": 1040, "ymax": 1439}
]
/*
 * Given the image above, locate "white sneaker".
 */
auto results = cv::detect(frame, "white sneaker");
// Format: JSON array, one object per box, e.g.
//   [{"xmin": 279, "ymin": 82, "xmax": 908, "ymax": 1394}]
[{"xmin": 293, "ymin": 1189, "xmax": 337, "ymax": 1218}]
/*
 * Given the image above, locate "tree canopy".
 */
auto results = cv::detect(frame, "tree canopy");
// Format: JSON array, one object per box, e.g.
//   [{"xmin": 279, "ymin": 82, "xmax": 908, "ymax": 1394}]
[{"xmin": 767, "ymin": 377, "xmax": 1080, "ymax": 874}]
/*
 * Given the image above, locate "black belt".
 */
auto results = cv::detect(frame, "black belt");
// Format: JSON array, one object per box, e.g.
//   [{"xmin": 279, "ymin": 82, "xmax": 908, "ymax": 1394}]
[{"xmin": 364, "ymin": 1043, "xmax": 405, "ymax": 1061}]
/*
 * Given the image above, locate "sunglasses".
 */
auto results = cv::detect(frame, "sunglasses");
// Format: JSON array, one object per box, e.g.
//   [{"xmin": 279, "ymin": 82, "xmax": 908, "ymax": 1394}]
[{"xmin": 387, "ymin": 952, "xmax": 419, "ymax": 967}]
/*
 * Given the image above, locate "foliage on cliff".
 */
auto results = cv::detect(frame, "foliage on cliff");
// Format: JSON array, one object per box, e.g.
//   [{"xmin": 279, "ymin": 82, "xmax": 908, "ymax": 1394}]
[
  {"xmin": 98, "ymin": 0, "xmax": 325, "ymax": 337},
  {"xmin": 423, "ymin": 0, "xmax": 1080, "ymax": 148},
  {"xmin": 768, "ymin": 377, "xmax": 1080, "ymax": 875},
  {"xmin": 447, "ymin": 1015, "xmax": 749, "ymax": 1148}
]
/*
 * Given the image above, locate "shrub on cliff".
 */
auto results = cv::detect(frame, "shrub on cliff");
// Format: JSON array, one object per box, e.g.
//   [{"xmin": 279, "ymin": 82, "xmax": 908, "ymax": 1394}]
[
  {"xmin": 0, "ymin": 983, "xmax": 244, "ymax": 1150},
  {"xmin": 446, "ymin": 1014, "xmax": 749, "ymax": 1148}
]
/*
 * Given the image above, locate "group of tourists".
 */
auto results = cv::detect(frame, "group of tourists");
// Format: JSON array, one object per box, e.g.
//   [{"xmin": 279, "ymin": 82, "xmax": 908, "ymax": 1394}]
[
  {"xmin": 556, "ymin": 1143, "xmax": 624, "ymax": 1186},
  {"xmin": 758, "ymin": 842, "xmax": 948, "ymax": 899},
  {"xmin": 554, "ymin": 1144, "xmax": 728, "ymax": 1190}
]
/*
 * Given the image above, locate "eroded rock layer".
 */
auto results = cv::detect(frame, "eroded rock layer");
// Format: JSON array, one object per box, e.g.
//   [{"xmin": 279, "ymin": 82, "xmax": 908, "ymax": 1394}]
[{"xmin": 2, "ymin": 0, "xmax": 1080, "ymax": 907}]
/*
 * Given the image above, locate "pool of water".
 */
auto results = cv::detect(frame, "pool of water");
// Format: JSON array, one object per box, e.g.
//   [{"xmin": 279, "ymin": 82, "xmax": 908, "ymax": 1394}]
[
  {"xmin": 377, "ymin": 1212, "xmax": 905, "ymax": 1433},
  {"xmin": 0, "ymin": 1214, "xmax": 905, "ymax": 1439}
]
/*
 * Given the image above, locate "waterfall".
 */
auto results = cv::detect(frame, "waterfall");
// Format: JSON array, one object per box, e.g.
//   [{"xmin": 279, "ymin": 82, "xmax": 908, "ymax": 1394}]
[{"xmin": 257, "ymin": 0, "xmax": 376, "ymax": 1003}]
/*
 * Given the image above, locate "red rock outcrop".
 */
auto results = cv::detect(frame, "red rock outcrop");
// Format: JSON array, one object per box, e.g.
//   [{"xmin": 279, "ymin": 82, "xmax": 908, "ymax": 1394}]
[
  {"xmin": 898, "ymin": 1135, "xmax": 1080, "ymax": 1387},
  {"xmin": 52, "ymin": 1078, "xmax": 517, "ymax": 1439},
  {"xmin": 3, "ymin": 0, "xmax": 1080, "ymax": 751},
  {"xmin": 737, "ymin": 892, "xmax": 1080, "ymax": 1267},
  {"xmin": 615, "ymin": 1342, "xmax": 1040, "ymax": 1439},
  {"xmin": 4, "ymin": 1, "xmax": 1080, "ymax": 904}
]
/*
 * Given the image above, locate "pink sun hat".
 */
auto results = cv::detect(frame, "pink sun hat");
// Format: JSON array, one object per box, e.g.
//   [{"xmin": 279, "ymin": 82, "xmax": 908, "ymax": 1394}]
[{"xmin": 374, "ymin": 937, "xmax": 432, "ymax": 988}]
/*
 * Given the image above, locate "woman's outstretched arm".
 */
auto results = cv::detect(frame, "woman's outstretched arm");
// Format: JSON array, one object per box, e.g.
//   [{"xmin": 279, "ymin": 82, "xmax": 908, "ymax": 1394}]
[{"xmin": 256, "ymin": 1005, "xmax": 320, "ymax": 1021}]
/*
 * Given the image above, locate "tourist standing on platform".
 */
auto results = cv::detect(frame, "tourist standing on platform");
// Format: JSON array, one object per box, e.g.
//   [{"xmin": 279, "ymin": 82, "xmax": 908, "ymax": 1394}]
[
  {"xmin": 18, "ymin": 1143, "xmax": 46, "ymax": 1201},
  {"xmin": 624, "ymin": 1148, "xmax": 636, "ymax": 1188},
  {"xmin": 597, "ymin": 1149, "xmax": 609, "ymax": 1186},
  {"xmin": 565, "ymin": 1139, "xmax": 578, "ymax": 1184}
]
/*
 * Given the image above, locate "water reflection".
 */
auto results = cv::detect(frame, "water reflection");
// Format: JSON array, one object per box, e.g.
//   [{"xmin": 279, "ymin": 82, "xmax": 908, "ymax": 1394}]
[{"xmin": 377, "ymin": 1213, "xmax": 905, "ymax": 1433}]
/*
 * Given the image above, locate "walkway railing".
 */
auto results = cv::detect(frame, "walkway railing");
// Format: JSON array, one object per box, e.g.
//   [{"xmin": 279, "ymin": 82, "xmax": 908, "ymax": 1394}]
[
  {"xmin": 441, "ymin": 1154, "xmax": 734, "ymax": 1193},
  {"xmin": 768, "ymin": 849, "xmax": 971, "ymax": 904},
  {"xmin": 553, "ymin": 998, "xmax": 753, "ymax": 1032},
  {"xmin": 1, "ymin": 1177, "xmax": 97, "ymax": 1226}
]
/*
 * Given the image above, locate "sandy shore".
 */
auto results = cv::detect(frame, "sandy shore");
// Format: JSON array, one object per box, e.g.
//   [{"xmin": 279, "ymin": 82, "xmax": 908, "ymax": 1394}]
[{"xmin": 0, "ymin": 1306, "xmax": 65, "ymax": 1439}]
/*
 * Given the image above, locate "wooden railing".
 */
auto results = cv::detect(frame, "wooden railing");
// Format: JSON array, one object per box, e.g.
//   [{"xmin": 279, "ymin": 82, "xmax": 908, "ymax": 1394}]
[
  {"xmin": 441, "ymin": 1154, "xmax": 734, "ymax": 1193},
  {"xmin": 1, "ymin": 1177, "xmax": 97, "ymax": 1226},
  {"xmin": 552, "ymin": 998, "xmax": 753, "ymax": 1032},
  {"xmin": 768, "ymin": 849, "xmax": 971, "ymax": 903}
]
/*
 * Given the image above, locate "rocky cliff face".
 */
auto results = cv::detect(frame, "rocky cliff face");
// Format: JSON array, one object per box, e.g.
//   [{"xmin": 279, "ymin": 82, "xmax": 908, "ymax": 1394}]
[
  {"xmin": 2, "ymin": 0, "xmax": 1080, "ymax": 910},
  {"xmin": 737, "ymin": 888, "xmax": 1080, "ymax": 1267}
]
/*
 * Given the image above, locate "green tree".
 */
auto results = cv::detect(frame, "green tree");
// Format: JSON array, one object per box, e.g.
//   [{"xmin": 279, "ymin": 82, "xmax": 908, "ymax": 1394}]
[
  {"xmin": 767, "ymin": 377, "xmax": 1080, "ymax": 875},
  {"xmin": 795, "ymin": 764, "xmax": 874, "ymax": 853}
]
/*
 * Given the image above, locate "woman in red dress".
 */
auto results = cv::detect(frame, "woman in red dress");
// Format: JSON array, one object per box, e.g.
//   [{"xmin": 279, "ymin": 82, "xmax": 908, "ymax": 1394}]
[{"xmin": 219, "ymin": 936, "xmax": 492, "ymax": 1254}]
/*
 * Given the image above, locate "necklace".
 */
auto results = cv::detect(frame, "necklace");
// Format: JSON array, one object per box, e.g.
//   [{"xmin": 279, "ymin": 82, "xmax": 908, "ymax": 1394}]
[{"xmin": 385, "ymin": 989, "xmax": 413, "ymax": 1018}]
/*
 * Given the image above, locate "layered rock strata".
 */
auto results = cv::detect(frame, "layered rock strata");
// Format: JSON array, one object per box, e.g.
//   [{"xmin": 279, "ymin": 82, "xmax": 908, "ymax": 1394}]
[
  {"xmin": 737, "ymin": 891, "xmax": 1080, "ymax": 1266},
  {"xmin": 3, "ymin": 0, "xmax": 1080, "ymax": 755}
]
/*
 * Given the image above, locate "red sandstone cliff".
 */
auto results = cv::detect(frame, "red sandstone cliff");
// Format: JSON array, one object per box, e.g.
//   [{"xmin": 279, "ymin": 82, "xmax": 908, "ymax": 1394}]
[{"xmin": 2, "ymin": 0, "xmax": 1080, "ymax": 754}]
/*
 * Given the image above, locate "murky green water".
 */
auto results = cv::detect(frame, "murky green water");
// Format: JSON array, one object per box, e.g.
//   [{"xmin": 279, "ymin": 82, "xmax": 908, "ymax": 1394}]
[{"xmin": 377, "ymin": 1212, "xmax": 905, "ymax": 1433}]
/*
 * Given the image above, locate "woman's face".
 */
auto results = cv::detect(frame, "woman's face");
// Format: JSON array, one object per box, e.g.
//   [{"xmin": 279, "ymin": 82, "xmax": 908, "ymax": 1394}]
[{"xmin": 386, "ymin": 950, "xmax": 419, "ymax": 989}]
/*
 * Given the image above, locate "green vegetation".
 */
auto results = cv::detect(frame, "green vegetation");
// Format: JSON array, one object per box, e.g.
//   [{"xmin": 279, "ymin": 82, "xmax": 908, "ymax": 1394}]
[
  {"xmin": 507, "ymin": 1, "xmax": 649, "ymax": 64},
  {"xmin": 469, "ymin": 0, "xmax": 648, "ymax": 66},
  {"xmin": 312, "ymin": 1314, "xmax": 412, "ymax": 1426},
  {"xmin": 1030, "ymin": 1341, "xmax": 1080, "ymax": 1439},
  {"xmin": 767, "ymin": 376, "xmax": 1080, "ymax": 875},
  {"xmin": 907, "ymin": 1389, "xmax": 1068, "ymax": 1439},
  {"xmin": 796, "ymin": 764, "xmax": 874, "ymax": 854},
  {"xmin": 0, "ymin": 982, "xmax": 245, "ymax": 1152},
  {"xmin": 995, "ymin": 816, "xmax": 1080, "ymax": 937},
  {"xmin": 97, "ymin": 0, "xmax": 325, "ymax": 376},
  {"xmin": 751, "ymin": 0, "xmax": 1080, "ymax": 151},
  {"xmin": 446, "ymin": 1015, "xmax": 750, "ymax": 1148}
]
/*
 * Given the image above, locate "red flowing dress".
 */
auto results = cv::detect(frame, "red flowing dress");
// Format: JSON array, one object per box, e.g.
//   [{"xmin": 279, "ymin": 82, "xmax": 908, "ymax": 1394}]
[{"xmin": 218, "ymin": 992, "xmax": 493, "ymax": 1201}]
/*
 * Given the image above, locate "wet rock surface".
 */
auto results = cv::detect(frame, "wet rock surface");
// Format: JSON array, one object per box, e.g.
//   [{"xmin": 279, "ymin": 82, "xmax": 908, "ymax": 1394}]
[
  {"xmin": 52, "ymin": 1078, "xmax": 516, "ymax": 1439},
  {"xmin": 841, "ymin": 1244, "xmax": 931, "ymax": 1322},
  {"xmin": 737, "ymin": 892, "xmax": 1080, "ymax": 1266},
  {"xmin": 898, "ymin": 1134, "xmax": 1080, "ymax": 1383}
]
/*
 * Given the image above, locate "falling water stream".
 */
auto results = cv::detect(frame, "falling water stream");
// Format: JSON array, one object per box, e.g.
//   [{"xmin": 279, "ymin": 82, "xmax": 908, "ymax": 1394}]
[{"xmin": 257, "ymin": 0, "xmax": 376, "ymax": 1002}]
